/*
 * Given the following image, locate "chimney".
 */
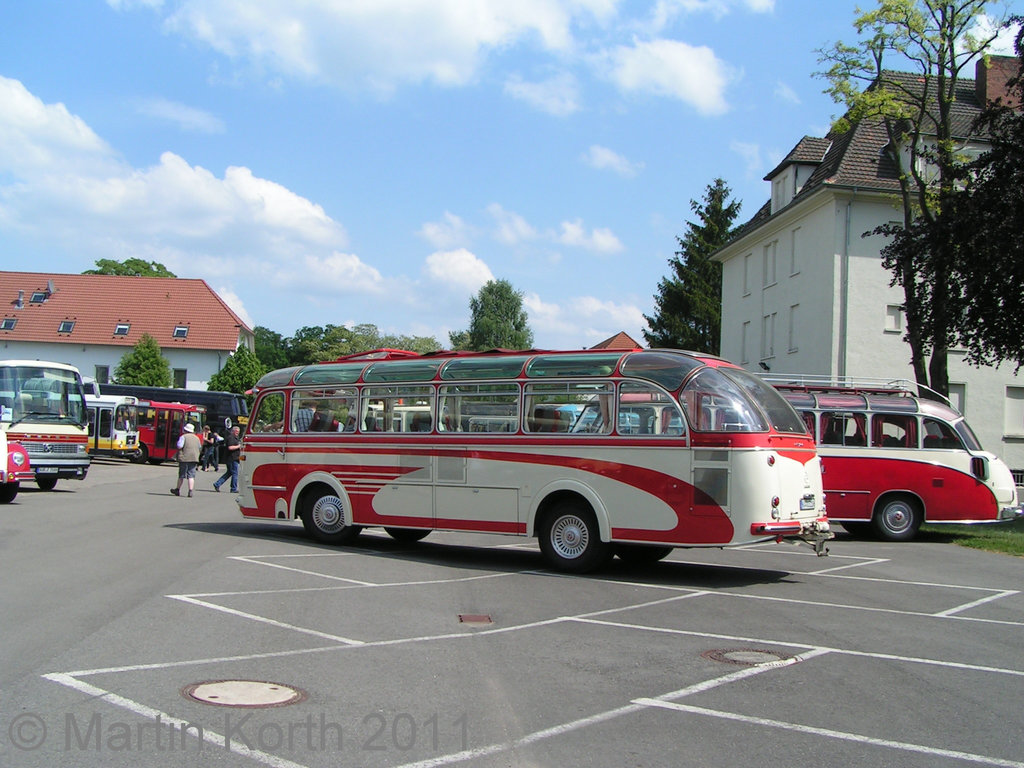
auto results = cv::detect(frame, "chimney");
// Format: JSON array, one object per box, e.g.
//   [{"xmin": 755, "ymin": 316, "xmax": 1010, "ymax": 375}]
[
  {"xmin": 976, "ymin": 55, "xmax": 1020, "ymax": 108},
  {"xmin": 46, "ymin": 278, "xmax": 55, "ymax": 295},
  {"xmin": 15, "ymin": 290, "xmax": 24, "ymax": 309}
]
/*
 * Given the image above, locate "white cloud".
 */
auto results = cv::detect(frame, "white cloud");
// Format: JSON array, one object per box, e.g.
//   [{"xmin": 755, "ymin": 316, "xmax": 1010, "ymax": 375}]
[
  {"xmin": 215, "ymin": 286, "xmax": 254, "ymax": 328},
  {"xmin": 504, "ymin": 72, "xmax": 580, "ymax": 116},
  {"xmin": 773, "ymin": 80, "xmax": 800, "ymax": 105},
  {"xmin": 968, "ymin": 15, "xmax": 1021, "ymax": 56},
  {"xmin": 157, "ymin": 0, "xmax": 599, "ymax": 92},
  {"xmin": 730, "ymin": 140, "xmax": 761, "ymax": 176},
  {"xmin": 418, "ymin": 211, "xmax": 471, "ymax": 249},
  {"xmin": 581, "ymin": 144, "xmax": 643, "ymax": 177},
  {"xmin": 286, "ymin": 252, "xmax": 385, "ymax": 295},
  {"xmin": 649, "ymin": 0, "xmax": 774, "ymax": 31},
  {"xmin": 524, "ymin": 292, "xmax": 647, "ymax": 347},
  {"xmin": 487, "ymin": 203, "xmax": 537, "ymax": 245},
  {"xmin": 605, "ymin": 38, "xmax": 734, "ymax": 115},
  {"xmin": 137, "ymin": 98, "xmax": 226, "ymax": 134},
  {"xmin": 556, "ymin": 219, "xmax": 624, "ymax": 253},
  {"xmin": 424, "ymin": 248, "xmax": 494, "ymax": 293}
]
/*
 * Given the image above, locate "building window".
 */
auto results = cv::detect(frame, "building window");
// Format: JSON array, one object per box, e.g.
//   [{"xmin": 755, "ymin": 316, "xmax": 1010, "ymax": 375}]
[
  {"xmin": 762, "ymin": 241, "xmax": 777, "ymax": 287},
  {"xmin": 173, "ymin": 325, "xmax": 189, "ymax": 339},
  {"xmin": 1004, "ymin": 387, "xmax": 1024, "ymax": 438},
  {"xmin": 58, "ymin": 320, "xmax": 75, "ymax": 334},
  {"xmin": 788, "ymin": 304, "xmax": 799, "ymax": 353},
  {"xmin": 114, "ymin": 323, "xmax": 130, "ymax": 336},
  {"xmin": 95, "ymin": 365, "xmax": 110, "ymax": 385},
  {"xmin": 948, "ymin": 383, "xmax": 966, "ymax": 415},
  {"xmin": 761, "ymin": 312, "xmax": 776, "ymax": 360},
  {"xmin": 741, "ymin": 321, "xmax": 750, "ymax": 364},
  {"xmin": 0, "ymin": 318, "xmax": 15, "ymax": 331},
  {"xmin": 30, "ymin": 291, "xmax": 48, "ymax": 303},
  {"xmin": 742, "ymin": 253, "xmax": 751, "ymax": 296},
  {"xmin": 173, "ymin": 368, "xmax": 187, "ymax": 388},
  {"xmin": 790, "ymin": 227, "xmax": 801, "ymax": 275},
  {"xmin": 884, "ymin": 305, "xmax": 903, "ymax": 334}
]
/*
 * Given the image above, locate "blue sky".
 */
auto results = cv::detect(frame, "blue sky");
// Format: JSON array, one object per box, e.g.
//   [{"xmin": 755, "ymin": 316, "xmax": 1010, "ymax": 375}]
[{"xmin": 1, "ymin": 1, "xmax": 1018, "ymax": 350}]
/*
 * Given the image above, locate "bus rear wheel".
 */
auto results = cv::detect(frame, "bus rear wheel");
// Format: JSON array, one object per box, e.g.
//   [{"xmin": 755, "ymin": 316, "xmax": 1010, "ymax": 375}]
[
  {"xmin": 301, "ymin": 485, "xmax": 362, "ymax": 544},
  {"xmin": 130, "ymin": 444, "xmax": 148, "ymax": 464},
  {"xmin": 0, "ymin": 483, "xmax": 17, "ymax": 503},
  {"xmin": 872, "ymin": 494, "xmax": 922, "ymax": 541},
  {"xmin": 613, "ymin": 543, "xmax": 673, "ymax": 565},
  {"xmin": 538, "ymin": 501, "xmax": 612, "ymax": 573},
  {"xmin": 36, "ymin": 476, "xmax": 58, "ymax": 491},
  {"xmin": 384, "ymin": 527, "xmax": 431, "ymax": 543}
]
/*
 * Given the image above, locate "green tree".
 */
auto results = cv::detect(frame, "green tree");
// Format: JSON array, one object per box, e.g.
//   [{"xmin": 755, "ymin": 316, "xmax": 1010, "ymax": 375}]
[
  {"xmin": 253, "ymin": 325, "xmax": 291, "ymax": 371},
  {"xmin": 818, "ymin": 0, "xmax": 1008, "ymax": 397},
  {"xmin": 644, "ymin": 178, "xmax": 740, "ymax": 353},
  {"xmin": 83, "ymin": 258, "xmax": 176, "ymax": 277},
  {"xmin": 113, "ymin": 333, "xmax": 172, "ymax": 386},
  {"xmin": 285, "ymin": 323, "xmax": 440, "ymax": 365},
  {"xmin": 939, "ymin": 27, "xmax": 1024, "ymax": 368},
  {"xmin": 450, "ymin": 279, "xmax": 534, "ymax": 351},
  {"xmin": 207, "ymin": 345, "xmax": 267, "ymax": 404}
]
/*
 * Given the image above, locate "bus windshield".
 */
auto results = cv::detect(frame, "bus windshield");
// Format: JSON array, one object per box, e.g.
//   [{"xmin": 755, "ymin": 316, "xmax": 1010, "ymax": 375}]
[{"xmin": 0, "ymin": 364, "xmax": 88, "ymax": 428}]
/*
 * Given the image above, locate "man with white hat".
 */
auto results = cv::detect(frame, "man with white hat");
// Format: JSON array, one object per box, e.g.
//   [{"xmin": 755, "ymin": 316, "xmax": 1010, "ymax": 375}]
[{"xmin": 171, "ymin": 421, "xmax": 203, "ymax": 498}]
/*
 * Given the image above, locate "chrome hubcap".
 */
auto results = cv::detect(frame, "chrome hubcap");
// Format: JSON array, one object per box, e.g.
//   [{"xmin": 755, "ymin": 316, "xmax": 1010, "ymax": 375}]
[
  {"xmin": 311, "ymin": 495, "xmax": 346, "ymax": 533},
  {"xmin": 551, "ymin": 515, "xmax": 589, "ymax": 559}
]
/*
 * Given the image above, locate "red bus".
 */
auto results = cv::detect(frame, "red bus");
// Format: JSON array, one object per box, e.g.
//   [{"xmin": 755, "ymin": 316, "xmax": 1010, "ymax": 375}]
[
  {"xmin": 131, "ymin": 400, "xmax": 206, "ymax": 464},
  {"xmin": 238, "ymin": 348, "xmax": 831, "ymax": 572},
  {"xmin": 773, "ymin": 379, "xmax": 1021, "ymax": 540}
]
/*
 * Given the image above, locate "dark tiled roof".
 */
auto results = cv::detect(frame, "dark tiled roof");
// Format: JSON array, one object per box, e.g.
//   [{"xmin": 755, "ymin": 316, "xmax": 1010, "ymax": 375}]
[
  {"xmin": 764, "ymin": 136, "xmax": 832, "ymax": 180},
  {"xmin": 0, "ymin": 271, "xmax": 251, "ymax": 350}
]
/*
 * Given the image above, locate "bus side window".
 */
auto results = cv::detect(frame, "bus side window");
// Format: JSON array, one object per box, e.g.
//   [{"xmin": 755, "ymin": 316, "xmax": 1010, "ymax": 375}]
[
  {"xmin": 821, "ymin": 412, "xmax": 866, "ymax": 446},
  {"xmin": 923, "ymin": 418, "xmax": 962, "ymax": 450},
  {"xmin": 801, "ymin": 411, "xmax": 816, "ymax": 439},
  {"xmin": 873, "ymin": 413, "xmax": 915, "ymax": 448}
]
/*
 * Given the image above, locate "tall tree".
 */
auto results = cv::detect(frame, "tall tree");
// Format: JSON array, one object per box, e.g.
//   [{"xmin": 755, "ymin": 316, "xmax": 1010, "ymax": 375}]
[
  {"xmin": 83, "ymin": 258, "xmax": 176, "ymax": 277},
  {"xmin": 253, "ymin": 325, "xmax": 291, "ymax": 371},
  {"xmin": 207, "ymin": 345, "xmax": 266, "ymax": 405},
  {"xmin": 644, "ymin": 178, "xmax": 740, "ymax": 353},
  {"xmin": 941, "ymin": 26, "xmax": 1024, "ymax": 368},
  {"xmin": 113, "ymin": 333, "xmax": 172, "ymax": 386},
  {"xmin": 818, "ymin": 0, "xmax": 1007, "ymax": 397},
  {"xmin": 450, "ymin": 279, "xmax": 534, "ymax": 351}
]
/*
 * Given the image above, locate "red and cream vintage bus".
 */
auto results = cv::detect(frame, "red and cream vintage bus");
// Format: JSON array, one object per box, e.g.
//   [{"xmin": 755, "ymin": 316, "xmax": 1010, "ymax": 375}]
[
  {"xmin": 771, "ymin": 378, "xmax": 1021, "ymax": 541},
  {"xmin": 1, "ymin": 429, "xmax": 32, "ymax": 503},
  {"xmin": 131, "ymin": 400, "xmax": 206, "ymax": 464},
  {"xmin": 238, "ymin": 348, "xmax": 831, "ymax": 572}
]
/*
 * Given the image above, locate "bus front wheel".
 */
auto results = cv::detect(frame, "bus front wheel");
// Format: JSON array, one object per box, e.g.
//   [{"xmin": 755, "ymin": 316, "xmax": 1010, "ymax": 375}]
[
  {"xmin": 0, "ymin": 483, "xmax": 17, "ymax": 503},
  {"xmin": 301, "ymin": 485, "xmax": 362, "ymax": 545},
  {"xmin": 36, "ymin": 476, "xmax": 58, "ymax": 492},
  {"xmin": 130, "ymin": 444, "xmax": 148, "ymax": 464},
  {"xmin": 538, "ymin": 501, "xmax": 612, "ymax": 573},
  {"xmin": 872, "ymin": 494, "xmax": 922, "ymax": 541},
  {"xmin": 613, "ymin": 543, "xmax": 673, "ymax": 565},
  {"xmin": 385, "ymin": 527, "xmax": 431, "ymax": 543}
]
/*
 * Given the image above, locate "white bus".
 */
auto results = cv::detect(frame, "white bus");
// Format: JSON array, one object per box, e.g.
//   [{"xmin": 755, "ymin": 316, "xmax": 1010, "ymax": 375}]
[
  {"xmin": 0, "ymin": 360, "xmax": 90, "ymax": 490},
  {"xmin": 239, "ymin": 349, "xmax": 832, "ymax": 572},
  {"xmin": 84, "ymin": 393, "xmax": 140, "ymax": 459}
]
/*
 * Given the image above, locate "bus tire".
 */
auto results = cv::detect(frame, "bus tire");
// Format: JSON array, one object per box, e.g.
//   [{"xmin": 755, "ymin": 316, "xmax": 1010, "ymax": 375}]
[
  {"xmin": 872, "ymin": 494, "xmax": 922, "ymax": 541},
  {"xmin": 384, "ymin": 527, "xmax": 431, "ymax": 543},
  {"xmin": 130, "ymin": 444, "xmax": 148, "ymax": 464},
  {"xmin": 36, "ymin": 476, "xmax": 58, "ymax": 492},
  {"xmin": 613, "ymin": 543, "xmax": 673, "ymax": 565},
  {"xmin": 300, "ymin": 485, "xmax": 362, "ymax": 544},
  {"xmin": 0, "ymin": 483, "xmax": 17, "ymax": 503},
  {"xmin": 538, "ymin": 501, "xmax": 611, "ymax": 573}
]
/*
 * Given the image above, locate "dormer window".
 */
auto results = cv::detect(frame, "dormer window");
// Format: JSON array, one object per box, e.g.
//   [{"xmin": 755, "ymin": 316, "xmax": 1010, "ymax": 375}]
[
  {"xmin": 30, "ymin": 291, "xmax": 48, "ymax": 303},
  {"xmin": 173, "ymin": 325, "xmax": 189, "ymax": 339},
  {"xmin": 58, "ymin": 320, "xmax": 75, "ymax": 334},
  {"xmin": 114, "ymin": 323, "xmax": 130, "ymax": 336},
  {"xmin": 1, "ymin": 318, "xmax": 15, "ymax": 331}
]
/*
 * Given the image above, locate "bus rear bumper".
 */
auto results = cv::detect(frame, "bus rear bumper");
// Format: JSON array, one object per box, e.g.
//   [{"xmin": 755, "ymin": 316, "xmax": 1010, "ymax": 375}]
[{"xmin": 751, "ymin": 517, "xmax": 833, "ymax": 556}]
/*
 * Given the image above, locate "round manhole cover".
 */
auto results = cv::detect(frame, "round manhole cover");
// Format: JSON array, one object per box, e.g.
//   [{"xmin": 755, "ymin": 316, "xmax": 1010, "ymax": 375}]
[
  {"xmin": 702, "ymin": 649, "xmax": 791, "ymax": 666},
  {"xmin": 182, "ymin": 680, "xmax": 307, "ymax": 708}
]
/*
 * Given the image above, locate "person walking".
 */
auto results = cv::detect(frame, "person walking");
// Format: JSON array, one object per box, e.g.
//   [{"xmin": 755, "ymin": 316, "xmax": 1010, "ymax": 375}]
[
  {"xmin": 213, "ymin": 425, "xmax": 241, "ymax": 493},
  {"xmin": 199, "ymin": 425, "xmax": 214, "ymax": 471},
  {"xmin": 171, "ymin": 422, "xmax": 202, "ymax": 498}
]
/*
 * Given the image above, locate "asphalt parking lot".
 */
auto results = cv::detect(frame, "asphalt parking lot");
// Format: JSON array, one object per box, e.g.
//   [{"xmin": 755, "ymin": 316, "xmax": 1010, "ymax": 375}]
[{"xmin": 1, "ymin": 459, "xmax": 1022, "ymax": 768}]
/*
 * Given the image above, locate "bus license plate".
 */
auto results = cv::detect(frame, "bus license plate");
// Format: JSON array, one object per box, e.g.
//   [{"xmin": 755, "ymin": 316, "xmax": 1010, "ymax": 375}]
[
  {"xmin": 36, "ymin": 467, "xmax": 58, "ymax": 474},
  {"xmin": 799, "ymin": 495, "xmax": 815, "ymax": 511}
]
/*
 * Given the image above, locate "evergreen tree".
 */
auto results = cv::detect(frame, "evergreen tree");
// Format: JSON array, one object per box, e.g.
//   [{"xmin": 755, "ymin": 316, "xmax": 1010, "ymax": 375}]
[
  {"xmin": 450, "ymin": 279, "xmax": 534, "ymax": 351},
  {"xmin": 644, "ymin": 178, "xmax": 740, "ymax": 353},
  {"xmin": 207, "ymin": 345, "xmax": 267, "ymax": 404},
  {"xmin": 113, "ymin": 333, "xmax": 172, "ymax": 386}
]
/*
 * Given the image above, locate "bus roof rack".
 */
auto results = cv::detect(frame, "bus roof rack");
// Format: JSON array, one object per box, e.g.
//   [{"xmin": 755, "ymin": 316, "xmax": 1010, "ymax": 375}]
[{"xmin": 760, "ymin": 374, "xmax": 951, "ymax": 406}]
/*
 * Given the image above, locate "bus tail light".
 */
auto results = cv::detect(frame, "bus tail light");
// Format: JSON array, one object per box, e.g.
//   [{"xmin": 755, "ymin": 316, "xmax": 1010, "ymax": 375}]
[{"xmin": 971, "ymin": 456, "xmax": 988, "ymax": 481}]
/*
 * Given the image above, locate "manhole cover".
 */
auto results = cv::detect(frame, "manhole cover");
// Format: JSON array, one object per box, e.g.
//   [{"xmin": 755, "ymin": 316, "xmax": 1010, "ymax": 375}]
[
  {"xmin": 182, "ymin": 680, "xmax": 307, "ymax": 708},
  {"xmin": 702, "ymin": 649, "xmax": 791, "ymax": 666},
  {"xmin": 458, "ymin": 614, "xmax": 492, "ymax": 625}
]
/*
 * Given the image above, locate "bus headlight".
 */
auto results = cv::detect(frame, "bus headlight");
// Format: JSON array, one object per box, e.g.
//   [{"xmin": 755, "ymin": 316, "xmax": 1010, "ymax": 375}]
[{"xmin": 11, "ymin": 452, "xmax": 26, "ymax": 466}]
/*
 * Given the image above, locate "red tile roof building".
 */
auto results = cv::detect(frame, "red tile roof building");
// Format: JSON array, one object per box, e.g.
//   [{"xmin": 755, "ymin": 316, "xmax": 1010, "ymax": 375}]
[
  {"xmin": 1, "ymin": 271, "xmax": 253, "ymax": 388},
  {"xmin": 590, "ymin": 331, "xmax": 642, "ymax": 350}
]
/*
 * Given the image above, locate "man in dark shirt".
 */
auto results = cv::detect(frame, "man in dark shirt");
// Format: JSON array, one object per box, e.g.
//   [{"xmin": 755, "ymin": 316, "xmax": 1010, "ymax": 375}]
[{"xmin": 213, "ymin": 425, "xmax": 241, "ymax": 493}]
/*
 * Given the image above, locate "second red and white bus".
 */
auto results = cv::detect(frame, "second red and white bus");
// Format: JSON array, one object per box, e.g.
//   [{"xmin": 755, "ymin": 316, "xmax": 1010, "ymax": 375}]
[
  {"xmin": 771, "ymin": 377, "xmax": 1021, "ymax": 541},
  {"xmin": 239, "ymin": 348, "xmax": 831, "ymax": 572}
]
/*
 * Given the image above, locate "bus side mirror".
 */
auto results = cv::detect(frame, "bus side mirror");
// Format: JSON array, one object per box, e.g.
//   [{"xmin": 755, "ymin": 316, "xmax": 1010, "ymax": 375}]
[{"xmin": 971, "ymin": 456, "xmax": 988, "ymax": 481}]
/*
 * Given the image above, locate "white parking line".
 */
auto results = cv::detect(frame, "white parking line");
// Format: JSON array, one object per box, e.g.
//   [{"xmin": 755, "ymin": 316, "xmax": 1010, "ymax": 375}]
[
  {"xmin": 633, "ymin": 700, "xmax": 1024, "ymax": 768},
  {"xmin": 228, "ymin": 555, "xmax": 378, "ymax": 585},
  {"xmin": 934, "ymin": 589, "xmax": 1020, "ymax": 617}
]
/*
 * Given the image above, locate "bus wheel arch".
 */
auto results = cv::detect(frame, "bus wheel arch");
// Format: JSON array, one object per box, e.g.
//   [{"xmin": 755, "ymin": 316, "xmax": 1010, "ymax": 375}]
[
  {"xmin": 296, "ymin": 478, "xmax": 362, "ymax": 544},
  {"xmin": 872, "ymin": 492, "xmax": 923, "ymax": 541},
  {"xmin": 0, "ymin": 483, "xmax": 17, "ymax": 503},
  {"xmin": 535, "ymin": 492, "xmax": 613, "ymax": 573}
]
